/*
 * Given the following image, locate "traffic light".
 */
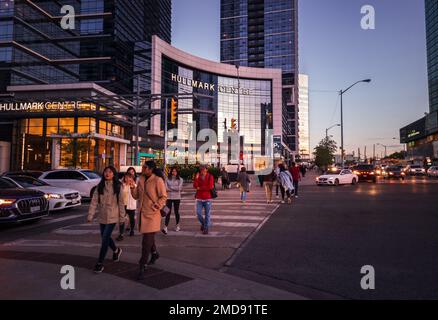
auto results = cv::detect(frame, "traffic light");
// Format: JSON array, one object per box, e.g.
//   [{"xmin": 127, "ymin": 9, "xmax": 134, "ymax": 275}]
[
  {"xmin": 170, "ymin": 98, "xmax": 178, "ymax": 125},
  {"xmin": 231, "ymin": 118, "xmax": 237, "ymax": 130}
]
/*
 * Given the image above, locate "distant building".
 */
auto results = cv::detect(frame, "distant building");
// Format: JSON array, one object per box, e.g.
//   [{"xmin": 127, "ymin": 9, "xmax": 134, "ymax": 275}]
[{"xmin": 298, "ymin": 74, "xmax": 310, "ymax": 160}]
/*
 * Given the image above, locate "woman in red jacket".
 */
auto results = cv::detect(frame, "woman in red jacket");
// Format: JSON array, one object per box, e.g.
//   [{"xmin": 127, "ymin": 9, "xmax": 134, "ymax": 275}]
[{"xmin": 193, "ymin": 165, "xmax": 214, "ymax": 235}]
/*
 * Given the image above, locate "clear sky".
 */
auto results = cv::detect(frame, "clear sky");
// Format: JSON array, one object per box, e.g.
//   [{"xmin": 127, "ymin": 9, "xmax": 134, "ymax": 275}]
[{"xmin": 172, "ymin": 0, "xmax": 429, "ymax": 157}]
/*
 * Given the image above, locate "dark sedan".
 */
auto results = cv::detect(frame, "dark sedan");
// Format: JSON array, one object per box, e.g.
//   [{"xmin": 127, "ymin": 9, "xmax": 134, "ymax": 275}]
[
  {"xmin": 352, "ymin": 164, "xmax": 377, "ymax": 183},
  {"xmin": 0, "ymin": 177, "xmax": 49, "ymax": 224},
  {"xmin": 384, "ymin": 166, "xmax": 406, "ymax": 180}
]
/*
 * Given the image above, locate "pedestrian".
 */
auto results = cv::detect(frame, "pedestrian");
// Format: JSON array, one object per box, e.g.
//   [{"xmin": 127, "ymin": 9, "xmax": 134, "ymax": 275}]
[
  {"xmin": 278, "ymin": 164, "xmax": 294, "ymax": 204},
  {"xmin": 274, "ymin": 163, "xmax": 281, "ymax": 198},
  {"xmin": 124, "ymin": 167, "xmax": 138, "ymax": 234},
  {"xmin": 257, "ymin": 174, "xmax": 264, "ymax": 187},
  {"xmin": 289, "ymin": 162, "xmax": 301, "ymax": 198},
  {"xmin": 87, "ymin": 166, "xmax": 125, "ymax": 274},
  {"xmin": 220, "ymin": 167, "xmax": 230, "ymax": 190},
  {"xmin": 193, "ymin": 165, "xmax": 215, "ymax": 235},
  {"xmin": 236, "ymin": 166, "xmax": 251, "ymax": 203},
  {"xmin": 162, "ymin": 167, "xmax": 183, "ymax": 234},
  {"xmin": 263, "ymin": 169, "xmax": 276, "ymax": 203},
  {"xmin": 129, "ymin": 160, "xmax": 168, "ymax": 280},
  {"xmin": 116, "ymin": 171, "xmax": 138, "ymax": 241},
  {"xmin": 300, "ymin": 164, "xmax": 307, "ymax": 178}
]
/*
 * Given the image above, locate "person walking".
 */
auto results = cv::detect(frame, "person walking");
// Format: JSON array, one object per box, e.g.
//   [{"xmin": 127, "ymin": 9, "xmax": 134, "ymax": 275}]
[
  {"xmin": 263, "ymin": 169, "xmax": 276, "ymax": 203},
  {"xmin": 289, "ymin": 162, "xmax": 301, "ymax": 198},
  {"xmin": 193, "ymin": 165, "xmax": 214, "ymax": 235},
  {"xmin": 116, "ymin": 171, "xmax": 138, "ymax": 241},
  {"xmin": 300, "ymin": 164, "xmax": 307, "ymax": 178},
  {"xmin": 274, "ymin": 163, "xmax": 281, "ymax": 199},
  {"xmin": 278, "ymin": 164, "xmax": 294, "ymax": 204},
  {"xmin": 220, "ymin": 167, "xmax": 230, "ymax": 190},
  {"xmin": 129, "ymin": 161, "xmax": 167, "ymax": 280},
  {"xmin": 236, "ymin": 167, "xmax": 251, "ymax": 203},
  {"xmin": 87, "ymin": 166, "xmax": 125, "ymax": 274},
  {"xmin": 162, "ymin": 167, "xmax": 183, "ymax": 234}
]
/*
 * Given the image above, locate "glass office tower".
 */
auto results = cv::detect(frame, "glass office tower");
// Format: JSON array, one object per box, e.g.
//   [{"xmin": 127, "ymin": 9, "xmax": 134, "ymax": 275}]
[
  {"xmin": 426, "ymin": 0, "xmax": 438, "ymax": 113},
  {"xmin": 221, "ymin": 0, "xmax": 298, "ymax": 160}
]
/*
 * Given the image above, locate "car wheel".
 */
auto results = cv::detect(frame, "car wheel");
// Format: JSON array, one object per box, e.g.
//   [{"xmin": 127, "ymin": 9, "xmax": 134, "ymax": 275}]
[
  {"xmin": 351, "ymin": 178, "xmax": 357, "ymax": 185},
  {"xmin": 90, "ymin": 187, "xmax": 96, "ymax": 198},
  {"xmin": 334, "ymin": 179, "xmax": 339, "ymax": 186}
]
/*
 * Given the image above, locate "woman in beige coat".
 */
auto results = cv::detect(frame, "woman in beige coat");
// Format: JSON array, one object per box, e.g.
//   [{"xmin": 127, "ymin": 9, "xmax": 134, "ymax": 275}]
[
  {"xmin": 87, "ymin": 166, "xmax": 126, "ymax": 274},
  {"xmin": 129, "ymin": 161, "xmax": 167, "ymax": 280}
]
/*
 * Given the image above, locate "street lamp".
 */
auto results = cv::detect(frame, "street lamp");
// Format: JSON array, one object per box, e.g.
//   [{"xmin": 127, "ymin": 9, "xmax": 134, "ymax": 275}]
[
  {"xmin": 340, "ymin": 79, "xmax": 371, "ymax": 167},
  {"xmin": 377, "ymin": 143, "xmax": 388, "ymax": 158},
  {"xmin": 326, "ymin": 124, "xmax": 340, "ymax": 140}
]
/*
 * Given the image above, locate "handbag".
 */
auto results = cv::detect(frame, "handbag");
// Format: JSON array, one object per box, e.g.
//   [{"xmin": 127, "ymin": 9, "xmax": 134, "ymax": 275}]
[{"xmin": 144, "ymin": 180, "xmax": 169, "ymax": 217}]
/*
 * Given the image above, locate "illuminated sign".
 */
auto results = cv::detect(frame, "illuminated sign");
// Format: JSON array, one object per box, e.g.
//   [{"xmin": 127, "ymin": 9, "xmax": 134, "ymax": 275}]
[
  {"xmin": 0, "ymin": 102, "xmax": 97, "ymax": 112},
  {"xmin": 407, "ymin": 130, "xmax": 421, "ymax": 139},
  {"xmin": 171, "ymin": 74, "xmax": 251, "ymax": 95}
]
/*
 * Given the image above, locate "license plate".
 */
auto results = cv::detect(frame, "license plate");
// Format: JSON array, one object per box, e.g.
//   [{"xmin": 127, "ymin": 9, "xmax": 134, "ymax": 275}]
[
  {"xmin": 31, "ymin": 206, "xmax": 40, "ymax": 213},
  {"xmin": 72, "ymin": 199, "xmax": 79, "ymax": 204}
]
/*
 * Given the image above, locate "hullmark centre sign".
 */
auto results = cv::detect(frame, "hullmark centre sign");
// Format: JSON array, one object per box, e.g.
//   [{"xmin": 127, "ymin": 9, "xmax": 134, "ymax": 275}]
[
  {"xmin": 171, "ymin": 73, "xmax": 251, "ymax": 96},
  {"xmin": 0, "ymin": 101, "xmax": 96, "ymax": 112}
]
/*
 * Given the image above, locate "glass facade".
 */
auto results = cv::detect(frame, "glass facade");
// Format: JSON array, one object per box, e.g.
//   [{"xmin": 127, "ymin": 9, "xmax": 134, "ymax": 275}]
[
  {"xmin": 221, "ymin": 0, "xmax": 298, "ymax": 157},
  {"xmin": 0, "ymin": 0, "xmax": 170, "ymax": 94},
  {"xmin": 161, "ymin": 56, "xmax": 273, "ymax": 166},
  {"xmin": 426, "ymin": 0, "xmax": 438, "ymax": 113},
  {"xmin": 298, "ymin": 74, "xmax": 310, "ymax": 159}
]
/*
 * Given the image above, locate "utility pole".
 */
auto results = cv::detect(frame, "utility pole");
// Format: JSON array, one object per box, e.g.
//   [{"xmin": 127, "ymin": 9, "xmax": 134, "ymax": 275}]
[{"xmin": 164, "ymin": 98, "xmax": 169, "ymax": 169}]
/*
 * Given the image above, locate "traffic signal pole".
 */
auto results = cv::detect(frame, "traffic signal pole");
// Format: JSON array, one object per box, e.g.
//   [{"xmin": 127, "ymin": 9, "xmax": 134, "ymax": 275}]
[{"xmin": 164, "ymin": 98, "xmax": 169, "ymax": 169}]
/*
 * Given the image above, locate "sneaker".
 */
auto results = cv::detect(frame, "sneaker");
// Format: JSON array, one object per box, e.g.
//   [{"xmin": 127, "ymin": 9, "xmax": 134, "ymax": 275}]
[
  {"xmin": 137, "ymin": 265, "xmax": 146, "ymax": 281},
  {"xmin": 281, "ymin": 200, "xmax": 285, "ymax": 204},
  {"xmin": 116, "ymin": 234, "xmax": 124, "ymax": 242},
  {"xmin": 200, "ymin": 225, "xmax": 204, "ymax": 232},
  {"xmin": 161, "ymin": 227, "xmax": 168, "ymax": 235},
  {"xmin": 94, "ymin": 263, "xmax": 104, "ymax": 274},
  {"xmin": 130, "ymin": 230, "xmax": 135, "ymax": 237},
  {"xmin": 175, "ymin": 225, "xmax": 181, "ymax": 232},
  {"xmin": 295, "ymin": 195, "xmax": 299, "ymax": 199},
  {"xmin": 113, "ymin": 248, "xmax": 122, "ymax": 262},
  {"xmin": 148, "ymin": 251, "xmax": 160, "ymax": 265},
  {"xmin": 203, "ymin": 229, "xmax": 209, "ymax": 235}
]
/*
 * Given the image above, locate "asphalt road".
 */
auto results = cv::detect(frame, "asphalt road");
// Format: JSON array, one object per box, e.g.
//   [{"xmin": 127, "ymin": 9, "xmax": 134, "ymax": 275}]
[{"xmin": 226, "ymin": 179, "xmax": 438, "ymax": 300}]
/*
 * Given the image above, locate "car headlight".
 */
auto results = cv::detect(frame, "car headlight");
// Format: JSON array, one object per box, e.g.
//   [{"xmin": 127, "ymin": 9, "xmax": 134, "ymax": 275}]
[
  {"xmin": 0, "ymin": 199, "xmax": 16, "ymax": 207},
  {"xmin": 47, "ymin": 193, "xmax": 62, "ymax": 199},
  {"xmin": 353, "ymin": 171, "xmax": 359, "ymax": 175},
  {"xmin": 421, "ymin": 169, "xmax": 426, "ymax": 172}
]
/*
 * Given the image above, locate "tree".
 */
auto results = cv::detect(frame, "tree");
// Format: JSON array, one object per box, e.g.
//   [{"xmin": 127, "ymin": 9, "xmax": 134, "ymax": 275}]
[
  {"xmin": 313, "ymin": 137, "xmax": 338, "ymax": 171},
  {"xmin": 387, "ymin": 151, "xmax": 407, "ymax": 160}
]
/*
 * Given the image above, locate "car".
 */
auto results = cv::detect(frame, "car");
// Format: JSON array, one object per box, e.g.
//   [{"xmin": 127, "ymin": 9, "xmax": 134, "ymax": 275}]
[
  {"xmin": 39, "ymin": 169, "xmax": 101, "ymax": 198},
  {"xmin": 427, "ymin": 166, "xmax": 438, "ymax": 178},
  {"xmin": 316, "ymin": 169, "xmax": 359, "ymax": 186},
  {"xmin": 352, "ymin": 164, "xmax": 377, "ymax": 183},
  {"xmin": 406, "ymin": 165, "xmax": 426, "ymax": 176},
  {"xmin": 2, "ymin": 170, "xmax": 44, "ymax": 179},
  {"xmin": 383, "ymin": 166, "xmax": 406, "ymax": 180},
  {"xmin": 0, "ymin": 177, "xmax": 49, "ymax": 224},
  {"xmin": 2, "ymin": 175, "xmax": 82, "ymax": 212}
]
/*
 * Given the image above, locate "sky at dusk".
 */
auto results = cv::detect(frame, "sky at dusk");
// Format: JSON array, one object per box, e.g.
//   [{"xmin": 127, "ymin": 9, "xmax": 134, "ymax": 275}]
[{"xmin": 172, "ymin": 0, "xmax": 429, "ymax": 156}]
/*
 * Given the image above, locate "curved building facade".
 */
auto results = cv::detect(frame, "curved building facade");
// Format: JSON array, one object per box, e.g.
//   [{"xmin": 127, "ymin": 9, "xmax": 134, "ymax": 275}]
[{"xmin": 145, "ymin": 36, "xmax": 283, "ymax": 167}]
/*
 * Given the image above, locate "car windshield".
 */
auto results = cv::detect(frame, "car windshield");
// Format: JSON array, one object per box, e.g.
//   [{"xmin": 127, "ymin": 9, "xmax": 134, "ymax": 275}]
[
  {"xmin": 387, "ymin": 167, "xmax": 400, "ymax": 172},
  {"xmin": 325, "ymin": 170, "xmax": 341, "ymax": 175},
  {"xmin": 0, "ymin": 178, "xmax": 18, "ymax": 189},
  {"xmin": 81, "ymin": 171, "xmax": 101, "ymax": 179},
  {"xmin": 354, "ymin": 165, "xmax": 374, "ymax": 170},
  {"xmin": 11, "ymin": 176, "xmax": 48, "ymax": 187}
]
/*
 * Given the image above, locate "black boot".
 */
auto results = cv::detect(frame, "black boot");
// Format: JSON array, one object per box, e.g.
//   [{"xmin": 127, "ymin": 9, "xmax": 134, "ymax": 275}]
[
  {"xmin": 148, "ymin": 251, "xmax": 160, "ymax": 265},
  {"xmin": 137, "ymin": 264, "xmax": 146, "ymax": 281}
]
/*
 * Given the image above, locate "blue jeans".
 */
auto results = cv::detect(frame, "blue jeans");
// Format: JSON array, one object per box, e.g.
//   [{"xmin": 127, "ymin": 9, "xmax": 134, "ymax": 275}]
[
  {"xmin": 196, "ymin": 200, "xmax": 212, "ymax": 230},
  {"xmin": 241, "ymin": 192, "xmax": 247, "ymax": 201},
  {"xmin": 98, "ymin": 224, "xmax": 117, "ymax": 264}
]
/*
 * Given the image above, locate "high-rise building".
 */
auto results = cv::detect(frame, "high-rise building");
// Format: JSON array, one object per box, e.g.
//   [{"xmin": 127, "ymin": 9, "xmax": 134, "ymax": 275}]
[
  {"xmin": 0, "ymin": 0, "xmax": 172, "ymax": 172},
  {"xmin": 298, "ymin": 74, "xmax": 310, "ymax": 160},
  {"xmin": 220, "ymin": 0, "xmax": 299, "ymax": 161},
  {"xmin": 400, "ymin": 0, "xmax": 438, "ymax": 161}
]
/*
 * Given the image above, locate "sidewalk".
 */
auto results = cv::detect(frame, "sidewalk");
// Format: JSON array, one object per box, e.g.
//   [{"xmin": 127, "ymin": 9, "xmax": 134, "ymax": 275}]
[{"xmin": 0, "ymin": 245, "xmax": 306, "ymax": 300}]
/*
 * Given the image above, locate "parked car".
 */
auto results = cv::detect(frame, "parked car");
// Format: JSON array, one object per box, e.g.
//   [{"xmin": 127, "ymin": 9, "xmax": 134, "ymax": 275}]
[
  {"xmin": 2, "ymin": 176, "xmax": 81, "ymax": 212},
  {"xmin": 39, "ymin": 170, "xmax": 101, "ymax": 198},
  {"xmin": 427, "ymin": 166, "xmax": 438, "ymax": 178},
  {"xmin": 2, "ymin": 171, "xmax": 44, "ymax": 179},
  {"xmin": 406, "ymin": 165, "xmax": 426, "ymax": 176},
  {"xmin": 352, "ymin": 164, "xmax": 377, "ymax": 183},
  {"xmin": 316, "ymin": 169, "xmax": 359, "ymax": 186},
  {"xmin": 383, "ymin": 166, "xmax": 406, "ymax": 180},
  {"xmin": 0, "ymin": 177, "xmax": 49, "ymax": 224}
]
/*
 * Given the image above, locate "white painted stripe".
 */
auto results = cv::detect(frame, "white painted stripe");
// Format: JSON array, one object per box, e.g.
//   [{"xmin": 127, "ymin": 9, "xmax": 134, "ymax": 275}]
[
  {"xmin": 178, "ymin": 210, "xmax": 268, "ymax": 214},
  {"xmin": 40, "ymin": 215, "xmax": 84, "ymax": 225},
  {"xmin": 179, "ymin": 215, "xmax": 264, "ymax": 221},
  {"xmin": 213, "ymin": 222, "xmax": 259, "ymax": 228}
]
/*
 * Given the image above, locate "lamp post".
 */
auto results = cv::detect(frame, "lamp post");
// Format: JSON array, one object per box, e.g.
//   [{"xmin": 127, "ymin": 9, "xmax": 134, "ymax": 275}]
[
  {"xmin": 340, "ymin": 79, "xmax": 371, "ymax": 167},
  {"xmin": 377, "ymin": 143, "xmax": 388, "ymax": 158},
  {"xmin": 326, "ymin": 124, "xmax": 340, "ymax": 140}
]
